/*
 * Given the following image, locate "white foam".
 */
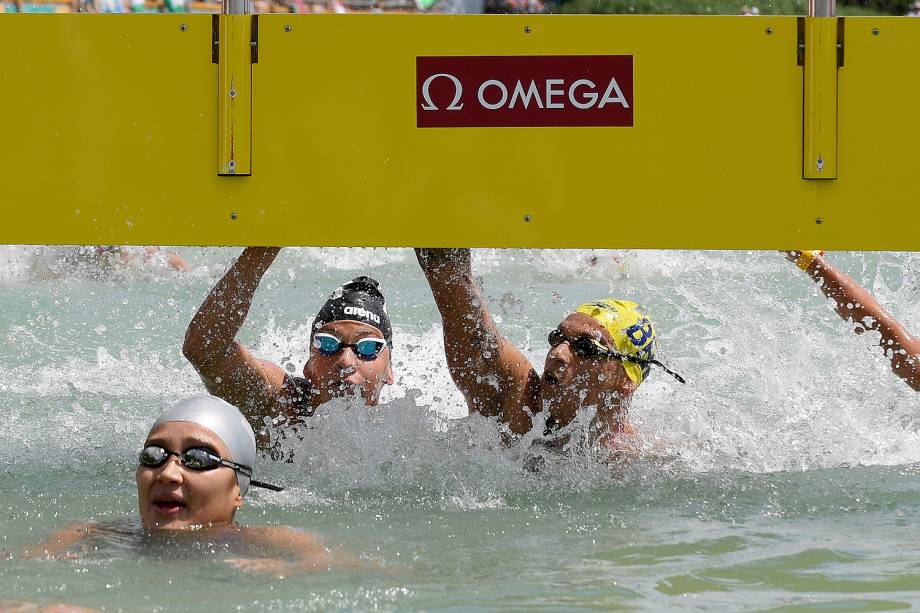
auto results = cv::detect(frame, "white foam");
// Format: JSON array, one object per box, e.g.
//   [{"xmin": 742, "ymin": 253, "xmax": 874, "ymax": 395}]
[{"xmin": 2, "ymin": 248, "xmax": 919, "ymax": 482}]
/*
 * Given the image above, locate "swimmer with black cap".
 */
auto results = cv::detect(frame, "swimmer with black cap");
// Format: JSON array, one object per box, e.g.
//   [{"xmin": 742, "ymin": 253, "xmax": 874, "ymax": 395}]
[
  {"xmin": 415, "ymin": 249, "xmax": 684, "ymax": 454},
  {"xmin": 25, "ymin": 396, "xmax": 346, "ymax": 575},
  {"xmin": 183, "ymin": 248, "xmax": 394, "ymax": 445}
]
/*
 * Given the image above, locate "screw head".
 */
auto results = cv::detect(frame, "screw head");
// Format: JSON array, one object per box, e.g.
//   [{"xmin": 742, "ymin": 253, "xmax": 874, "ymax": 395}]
[
  {"xmin": 523, "ymin": 25, "xmax": 532, "ymax": 33},
  {"xmin": 765, "ymin": 26, "xmax": 773, "ymax": 35},
  {"xmin": 230, "ymin": 212, "xmax": 238, "ymax": 220},
  {"xmin": 229, "ymin": 89, "xmax": 237, "ymax": 98},
  {"xmin": 284, "ymin": 24, "xmax": 292, "ymax": 32},
  {"xmin": 179, "ymin": 23, "xmax": 188, "ymax": 32},
  {"xmin": 815, "ymin": 217, "xmax": 823, "ymax": 225},
  {"xmin": 872, "ymin": 27, "xmax": 880, "ymax": 35},
  {"xmin": 523, "ymin": 215, "xmax": 532, "ymax": 223}
]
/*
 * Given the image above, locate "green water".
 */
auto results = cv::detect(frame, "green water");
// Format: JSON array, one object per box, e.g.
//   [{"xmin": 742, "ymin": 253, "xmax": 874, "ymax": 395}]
[{"xmin": 1, "ymin": 248, "xmax": 919, "ymax": 611}]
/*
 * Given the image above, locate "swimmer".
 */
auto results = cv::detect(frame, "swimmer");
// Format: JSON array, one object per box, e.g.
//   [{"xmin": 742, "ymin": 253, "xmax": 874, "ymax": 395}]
[
  {"xmin": 784, "ymin": 250, "xmax": 920, "ymax": 391},
  {"xmin": 182, "ymin": 247, "xmax": 394, "ymax": 441},
  {"xmin": 415, "ymin": 248, "xmax": 684, "ymax": 455},
  {"xmin": 66, "ymin": 245, "xmax": 190, "ymax": 272},
  {"xmin": 0, "ymin": 603, "xmax": 99, "ymax": 613},
  {"xmin": 23, "ymin": 396, "xmax": 341, "ymax": 576}
]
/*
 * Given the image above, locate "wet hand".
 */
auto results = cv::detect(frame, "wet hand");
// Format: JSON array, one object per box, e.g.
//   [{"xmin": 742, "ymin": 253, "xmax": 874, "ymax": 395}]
[
  {"xmin": 225, "ymin": 557, "xmax": 290, "ymax": 576},
  {"xmin": 414, "ymin": 248, "xmax": 471, "ymax": 275}
]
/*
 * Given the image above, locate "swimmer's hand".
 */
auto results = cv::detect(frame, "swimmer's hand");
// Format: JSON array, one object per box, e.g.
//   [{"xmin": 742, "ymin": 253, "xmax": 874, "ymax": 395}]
[
  {"xmin": 19, "ymin": 549, "xmax": 80, "ymax": 561},
  {"xmin": 224, "ymin": 556, "xmax": 333, "ymax": 577},
  {"xmin": 414, "ymin": 248, "xmax": 471, "ymax": 276},
  {"xmin": 780, "ymin": 250, "xmax": 824, "ymax": 272}
]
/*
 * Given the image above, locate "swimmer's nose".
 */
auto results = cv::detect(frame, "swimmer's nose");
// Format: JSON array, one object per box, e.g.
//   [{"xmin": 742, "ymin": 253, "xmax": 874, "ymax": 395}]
[
  {"xmin": 157, "ymin": 457, "xmax": 183, "ymax": 484},
  {"xmin": 545, "ymin": 343, "xmax": 571, "ymax": 378},
  {"xmin": 333, "ymin": 347, "xmax": 360, "ymax": 375},
  {"xmin": 547, "ymin": 339, "xmax": 573, "ymax": 361}
]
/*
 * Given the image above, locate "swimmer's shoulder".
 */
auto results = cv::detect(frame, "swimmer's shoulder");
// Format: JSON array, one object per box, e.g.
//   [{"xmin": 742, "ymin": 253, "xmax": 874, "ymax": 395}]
[{"xmin": 241, "ymin": 524, "xmax": 326, "ymax": 553}]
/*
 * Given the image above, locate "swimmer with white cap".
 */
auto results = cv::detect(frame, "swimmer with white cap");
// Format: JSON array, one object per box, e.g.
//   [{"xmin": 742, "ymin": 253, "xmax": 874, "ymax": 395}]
[
  {"xmin": 24, "ymin": 396, "xmax": 349, "ymax": 575},
  {"xmin": 137, "ymin": 395, "xmax": 282, "ymax": 530},
  {"xmin": 183, "ymin": 247, "xmax": 395, "ymax": 448}
]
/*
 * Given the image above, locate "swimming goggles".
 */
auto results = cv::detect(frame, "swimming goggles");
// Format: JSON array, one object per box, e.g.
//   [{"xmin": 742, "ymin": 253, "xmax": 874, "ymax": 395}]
[
  {"xmin": 138, "ymin": 445, "xmax": 284, "ymax": 491},
  {"xmin": 547, "ymin": 329, "xmax": 686, "ymax": 384},
  {"xmin": 313, "ymin": 333, "xmax": 387, "ymax": 360}
]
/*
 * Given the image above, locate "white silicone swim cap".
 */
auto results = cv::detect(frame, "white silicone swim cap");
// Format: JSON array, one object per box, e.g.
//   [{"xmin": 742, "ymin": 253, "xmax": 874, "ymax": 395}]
[{"xmin": 149, "ymin": 395, "xmax": 257, "ymax": 496}]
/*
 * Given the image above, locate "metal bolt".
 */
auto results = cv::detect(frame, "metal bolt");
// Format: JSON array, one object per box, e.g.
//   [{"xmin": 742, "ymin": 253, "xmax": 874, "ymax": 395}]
[
  {"xmin": 284, "ymin": 24, "xmax": 292, "ymax": 32},
  {"xmin": 179, "ymin": 23, "xmax": 188, "ymax": 32},
  {"xmin": 872, "ymin": 27, "xmax": 880, "ymax": 35},
  {"xmin": 523, "ymin": 26, "xmax": 532, "ymax": 33},
  {"xmin": 229, "ymin": 89, "xmax": 237, "ymax": 98},
  {"xmin": 816, "ymin": 156, "xmax": 824, "ymax": 172},
  {"xmin": 765, "ymin": 26, "xmax": 773, "ymax": 35},
  {"xmin": 523, "ymin": 215, "xmax": 532, "ymax": 222},
  {"xmin": 815, "ymin": 217, "xmax": 823, "ymax": 225},
  {"xmin": 230, "ymin": 212, "xmax": 238, "ymax": 220}
]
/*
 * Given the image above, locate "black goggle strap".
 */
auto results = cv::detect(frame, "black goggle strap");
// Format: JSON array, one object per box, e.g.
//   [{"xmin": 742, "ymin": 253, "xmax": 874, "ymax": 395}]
[
  {"xmin": 562, "ymin": 334, "xmax": 686, "ymax": 385},
  {"xmin": 611, "ymin": 351, "xmax": 686, "ymax": 384},
  {"xmin": 210, "ymin": 454, "xmax": 286, "ymax": 492},
  {"xmin": 250, "ymin": 479, "xmax": 285, "ymax": 492}
]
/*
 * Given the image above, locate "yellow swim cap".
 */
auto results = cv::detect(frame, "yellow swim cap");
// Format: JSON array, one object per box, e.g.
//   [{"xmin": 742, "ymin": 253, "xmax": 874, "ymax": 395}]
[{"xmin": 575, "ymin": 299, "xmax": 657, "ymax": 387}]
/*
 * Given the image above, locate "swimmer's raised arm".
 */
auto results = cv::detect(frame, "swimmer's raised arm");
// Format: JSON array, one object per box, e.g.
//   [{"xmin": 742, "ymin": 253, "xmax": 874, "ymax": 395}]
[
  {"xmin": 415, "ymin": 248, "xmax": 538, "ymax": 434},
  {"xmin": 183, "ymin": 247, "xmax": 291, "ymax": 422},
  {"xmin": 785, "ymin": 251, "xmax": 920, "ymax": 391}
]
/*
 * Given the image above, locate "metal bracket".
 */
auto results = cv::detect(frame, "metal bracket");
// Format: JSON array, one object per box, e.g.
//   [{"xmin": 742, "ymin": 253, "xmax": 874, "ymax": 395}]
[
  {"xmin": 217, "ymin": 9, "xmax": 255, "ymax": 176},
  {"xmin": 802, "ymin": 15, "xmax": 841, "ymax": 179}
]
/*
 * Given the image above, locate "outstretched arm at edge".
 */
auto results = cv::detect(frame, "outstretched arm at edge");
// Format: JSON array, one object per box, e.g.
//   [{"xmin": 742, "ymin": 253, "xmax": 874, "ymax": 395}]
[
  {"xmin": 785, "ymin": 251, "xmax": 920, "ymax": 391},
  {"xmin": 183, "ymin": 247, "xmax": 292, "ymax": 424},
  {"xmin": 21, "ymin": 522, "xmax": 96, "ymax": 560},
  {"xmin": 415, "ymin": 248, "xmax": 538, "ymax": 434}
]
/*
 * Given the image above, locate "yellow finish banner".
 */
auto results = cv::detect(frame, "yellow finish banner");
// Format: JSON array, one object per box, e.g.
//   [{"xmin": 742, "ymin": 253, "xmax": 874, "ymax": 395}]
[{"xmin": 0, "ymin": 14, "xmax": 917, "ymax": 249}]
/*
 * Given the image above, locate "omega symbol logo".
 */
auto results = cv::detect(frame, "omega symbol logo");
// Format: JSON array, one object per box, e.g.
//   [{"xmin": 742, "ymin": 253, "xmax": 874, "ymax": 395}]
[{"xmin": 420, "ymin": 73, "xmax": 464, "ymax": 111}]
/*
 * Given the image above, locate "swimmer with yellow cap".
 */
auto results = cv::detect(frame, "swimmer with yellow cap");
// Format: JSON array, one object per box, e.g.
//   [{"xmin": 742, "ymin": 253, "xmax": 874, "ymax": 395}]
[{"xmin": 415, "ymin": 249, "xmax": 684, "ymax": 452}]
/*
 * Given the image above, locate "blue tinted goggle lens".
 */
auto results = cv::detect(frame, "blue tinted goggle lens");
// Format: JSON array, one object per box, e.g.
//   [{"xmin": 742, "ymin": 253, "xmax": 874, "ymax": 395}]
[
  {"xmin": 354, "ymin": 339, "xmax": 385, "ymax": 358},
  {"xmin": 315, "ymin": 334, "xmax": 342, "ymax": 355},
  {"xmin": 313, "ymin": 334, "xmax": 386, "ymax": 360}
]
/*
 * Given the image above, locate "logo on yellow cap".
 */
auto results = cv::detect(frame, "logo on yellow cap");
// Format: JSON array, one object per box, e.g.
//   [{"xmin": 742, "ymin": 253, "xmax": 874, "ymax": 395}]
[{"xmin": 575, "ymin": 299, "xmax": 657, "ymax": 386}]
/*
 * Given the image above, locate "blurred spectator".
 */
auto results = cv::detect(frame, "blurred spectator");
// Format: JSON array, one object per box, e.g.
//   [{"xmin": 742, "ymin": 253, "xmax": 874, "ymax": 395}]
[
  {"xmin": 96, "ymin": 0, "xmax": 124, "ymax": 11},
  {"xmin": 485, "ymin": 0, "xmax": 542, "ymax": 12},
  {"xmin": 435, "ymin": 0, "xmax": 485, "ymax": 12},
  {"xmin": 741, "ymin": 5, "xmax": 759, "ymax": 15},
  {"xmin": 909, "ymin": 0, "xmax": 920, "ymax": 16}
]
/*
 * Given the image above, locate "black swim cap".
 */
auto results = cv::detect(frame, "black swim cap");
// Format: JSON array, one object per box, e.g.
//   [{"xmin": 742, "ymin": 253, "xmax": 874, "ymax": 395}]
[{"xmin": 313, "ymin": 276, "xmax": 393, "ymax": 346}]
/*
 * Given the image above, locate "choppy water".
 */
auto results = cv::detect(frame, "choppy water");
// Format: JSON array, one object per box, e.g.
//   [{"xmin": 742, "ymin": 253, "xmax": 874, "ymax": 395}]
[{"xmin": 1, "ymin": 247, "xmax": 919, "ymax": 612}]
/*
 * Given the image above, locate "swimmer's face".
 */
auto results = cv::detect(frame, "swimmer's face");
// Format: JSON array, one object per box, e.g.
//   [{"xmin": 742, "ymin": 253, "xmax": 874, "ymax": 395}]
[
  {"xmin": 540, "ymin": 313, "xmax": 635, "ymax": 429},
  {"xmin": 136, "ymin": 422, "xmax": 243, "ymax": 531},
  {"xmin": 305, "ymin": 320, "xmax": 394, "ymax": 407}
]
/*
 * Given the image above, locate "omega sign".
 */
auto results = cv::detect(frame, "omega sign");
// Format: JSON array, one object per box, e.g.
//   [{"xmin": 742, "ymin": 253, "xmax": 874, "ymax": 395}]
[{"xmin": 416, "ymin": 55, "xmax": 633, "ymax": 128}]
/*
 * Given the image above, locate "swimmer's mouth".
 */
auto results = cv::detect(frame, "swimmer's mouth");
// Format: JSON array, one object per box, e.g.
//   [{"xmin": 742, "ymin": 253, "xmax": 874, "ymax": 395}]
[
  {"xmin": 152, "ymin": 497, "xmax": 186, "ymax": 514},
  {"xmin": 544, "ymin": 373, "xmax": 559, "ymax": 386}
]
